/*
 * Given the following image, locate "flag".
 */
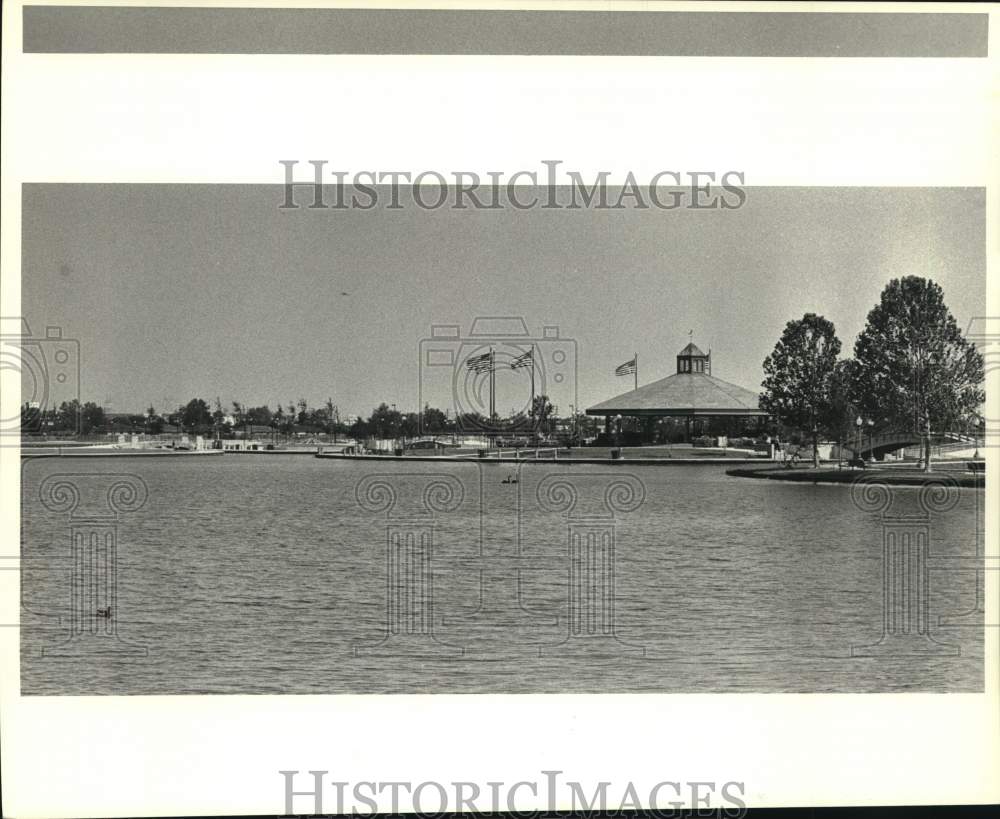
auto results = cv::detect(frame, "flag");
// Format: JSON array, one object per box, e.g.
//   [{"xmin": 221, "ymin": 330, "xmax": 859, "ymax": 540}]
[
  {"xmin": 511, "ymin": 349, "xmax": 533, "ymax": 369},
  {"xmin": 466, "ymin": 351, "xmax": 493, "ymax": 372},
  {"xmin": 615, "ymin": 357, "xmax": 636, "ymax": 376}
]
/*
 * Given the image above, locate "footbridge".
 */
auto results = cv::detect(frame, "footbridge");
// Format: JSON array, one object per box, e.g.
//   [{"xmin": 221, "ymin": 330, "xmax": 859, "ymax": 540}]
[{"xmin": 843, "ymin": 431, "xmax": 976, "ymax": 460}]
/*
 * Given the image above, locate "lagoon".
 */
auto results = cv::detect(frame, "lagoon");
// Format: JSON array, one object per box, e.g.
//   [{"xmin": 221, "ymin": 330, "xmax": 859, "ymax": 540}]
[{"xmin": 20, "ymin": 455, "xmax": 985, "ymax": 694}]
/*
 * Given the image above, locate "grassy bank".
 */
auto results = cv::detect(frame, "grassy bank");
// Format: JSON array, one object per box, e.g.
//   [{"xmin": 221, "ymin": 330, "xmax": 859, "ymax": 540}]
[{"xmin": 727, "ymin": 464, "xmax": 985, "ymax": 488}]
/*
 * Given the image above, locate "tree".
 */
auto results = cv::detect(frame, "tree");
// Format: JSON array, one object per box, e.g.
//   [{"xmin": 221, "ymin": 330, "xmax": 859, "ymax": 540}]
[
  {"xmin": 369, "ymin": 403, "xmax": 402, "ymax": 440},
  {"xmin": 852, "ymin": 276, "xmax": 984, "ymax": 472},
  {"xmin": 324, "ymin": 398, "xmax": 339, "ymax": 435},
  {"xmin": 824, "ymin": 359, "xmax": 860, "ymax": 466},
  {"xmin": 181, "ymin": 398, "xmax": 212, "ymax": 432},
  {"xmin": 21, "ymin": 402, "xmax": 41, "ymax": 433},
  {"xmin": 245, "ymin": 405, "xmax": 272, "ymax": 427},
  {"xmin": 760, "ymin": 313, "xmax": 842, "ymax": 467},
  {"xmin": 349, "ymin": 416, "xmax": 369, "ymax": 440},
  {"xmin": 212, "ymin": 397, "xmax": 226, "ymax": 439},
  {"xmin": 146, "ymin": 406, "xmax": 164, "ymax": 435},
  {"xmin": 400, "ymin": 412, "xmax": 420, "ymax": 440},
  {"xmin": 421, "ymin": 404, "xmax": 447, "ymax": 434},
  {"xmin": 56, "ymin": 399, "xmax": 81, "ymax": 433},
  {"xmin": 80, "ymin": 402, "xmax": 106, "ymax": 434},
  {"xmin": 530, "ymin": 394, "xmax": 554, "ymax": 435}
]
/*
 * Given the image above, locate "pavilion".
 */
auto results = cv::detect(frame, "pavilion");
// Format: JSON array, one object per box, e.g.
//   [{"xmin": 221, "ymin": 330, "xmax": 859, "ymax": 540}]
[{"xmin": 585, "ymin": 343, "xmax": 768, "ymax": 442}]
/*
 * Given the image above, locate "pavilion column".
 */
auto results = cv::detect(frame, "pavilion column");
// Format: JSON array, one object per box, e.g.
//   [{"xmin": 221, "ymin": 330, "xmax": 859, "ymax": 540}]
[{"xmin": 642, "ymin": 417, "xmax": 655, "ymax": 444}]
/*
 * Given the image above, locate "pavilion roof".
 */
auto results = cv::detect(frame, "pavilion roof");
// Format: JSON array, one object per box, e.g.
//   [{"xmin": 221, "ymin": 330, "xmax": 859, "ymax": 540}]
[
  {"xmin": 586, "ymin": 372, "xmax": 767, "ymax": 417},
  {"xmin": 677, "ymin": 342, "xmax": 707, "ymax": 357}
]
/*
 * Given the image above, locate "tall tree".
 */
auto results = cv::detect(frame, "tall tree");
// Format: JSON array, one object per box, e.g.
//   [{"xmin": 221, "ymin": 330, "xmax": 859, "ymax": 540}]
[
  {"xmin": 324, "ymin": 398, "xmax": 338, "ymax": 434},
  {"xmin": 57, "ymin": 399, "xmax": 81, "ymax": 433},
  {"xmin": 369, "ymin": 403, "xmax": 402, "ymax": 439},
  {"xmin": 760, "ymin": 313, "xmax": 842, "ymax": 467},
  {"xmin": 530, "ymin": 394, "xmax": 555, "ymax": 436},
  {"xmin": 80, "ymin": 402, "xmax": 106, "ymax": 435},
  {"xmin": 181, "ymin": 398, "xmax": 212, "ymax": 432},
  {"xmin": 421, "ymin": 404, "xmax": 447, "ymax": 434},
  {"xmin": 212, "ymin": 397, "xmax": 225, "ymax": 439},
  {"xmin": 21, "ymin": 402, "xmax": 41, "ymax": 433},
  {"xmin": 824, "ymin": 359, "xmax": 860, "ymax": 465},
  {"xmin": 852, "ymin": 276, "xmax": 984, "ymax": 472}
]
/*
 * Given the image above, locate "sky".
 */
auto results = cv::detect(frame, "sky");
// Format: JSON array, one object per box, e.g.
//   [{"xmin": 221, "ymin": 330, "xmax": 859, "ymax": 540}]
[{"xmin": 21, "ymin": 185, "xmax": 985, "ymax": 419}]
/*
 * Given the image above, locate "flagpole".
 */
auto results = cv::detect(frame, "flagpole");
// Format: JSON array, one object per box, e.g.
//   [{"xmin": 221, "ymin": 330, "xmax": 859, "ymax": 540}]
[
  {"xmin": 490, "ymin": 347, "xmax": 495, "ymax": 429},
  {"xmin": 530, "ymin": 344, "xmax": 535, "ymax": 418},
  {"xmin": 634, "ymin": 352, "xmax": 638, "ymax": 391}
]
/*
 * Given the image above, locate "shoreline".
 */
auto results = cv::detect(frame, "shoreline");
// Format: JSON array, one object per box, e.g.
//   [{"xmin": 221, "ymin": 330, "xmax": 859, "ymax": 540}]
[
  {"xmin": 315, "ymin": 452, "xmax": 767, "ymax": 465},
  {"xmin": 20, "ymin": 448, "xmax": 226, "ymax": 458},
  {"xmin": 726, "ymin": 465, "xmax": 985, "ymax": 488}
]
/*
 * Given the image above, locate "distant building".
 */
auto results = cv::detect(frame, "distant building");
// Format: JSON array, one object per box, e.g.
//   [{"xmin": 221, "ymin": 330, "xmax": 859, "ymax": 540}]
[
  {"xmin": 586, "ymin": 342, "xmax": 768, "ymax": 442},
  {"xmin": 233, "ymin": 425, "xmax": 273, "ymax": 438},
  {"xmin": 222, "ymin": 439, "xmax": 266, "ymax": 451}
]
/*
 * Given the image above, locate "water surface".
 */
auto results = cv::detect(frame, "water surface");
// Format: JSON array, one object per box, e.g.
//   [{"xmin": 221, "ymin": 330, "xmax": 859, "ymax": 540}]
[{"xmin": 20, "ymin": 456, "xmax": 985, "ymax": 694}]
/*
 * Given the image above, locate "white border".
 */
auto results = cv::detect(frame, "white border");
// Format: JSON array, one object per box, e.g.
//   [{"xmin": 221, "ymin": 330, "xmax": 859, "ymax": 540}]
[{"xmin": 2, "ymin": 1, "xmax": 998, "ymax": 816}]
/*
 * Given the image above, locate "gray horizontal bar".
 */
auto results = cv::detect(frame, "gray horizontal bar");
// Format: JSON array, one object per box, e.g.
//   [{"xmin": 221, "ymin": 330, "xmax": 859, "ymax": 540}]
[{"xmin": 23, "ymin": 7, "xmax": 988, "ymax": 57}]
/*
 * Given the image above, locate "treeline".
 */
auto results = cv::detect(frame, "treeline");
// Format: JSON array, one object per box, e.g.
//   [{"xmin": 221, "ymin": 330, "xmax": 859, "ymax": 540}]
[
  {"xmin": 22, "ymin": 392, "xmax": 594, "ymax": 441},
  {"xmin": 21, "ymin": 397, "xmax": 348, "ymax": 437},
  {"xmin": 21, "ymin": 400, "xmax": 108, "ymax": 435},
  {"xmin": 346, "ymin": 395, "xmax": 569, "ymax": 440},
  {"xmin": 759, "ymin": 276, "xmax": 985, "ymax": 471}
]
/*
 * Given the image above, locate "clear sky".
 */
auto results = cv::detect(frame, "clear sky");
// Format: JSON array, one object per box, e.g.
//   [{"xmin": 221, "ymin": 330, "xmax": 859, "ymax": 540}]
[{"xmin": 22, "ymin": 185, "xmax": 985, "ymax": 418}]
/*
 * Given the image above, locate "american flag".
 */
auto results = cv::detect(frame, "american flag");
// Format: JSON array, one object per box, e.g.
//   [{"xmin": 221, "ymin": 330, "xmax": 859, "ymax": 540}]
[
  {"xmin": 466, "ymin": 351, "xmax": 493, "ymax": 373},
  {"xmin": 615, "ymin": 357, "xmax": 637, "ymax": 376},
  {"xmin": 510, "ymin": 349, "xmax": 533, "ymax": 370}
]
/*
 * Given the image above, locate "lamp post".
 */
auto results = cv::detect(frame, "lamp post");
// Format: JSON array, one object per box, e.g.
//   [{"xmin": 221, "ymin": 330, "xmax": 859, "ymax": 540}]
[
  {"xmin": 855, "ymin": 415, "xmax": 863, "ymax": 467},
  {"xmin": 867, "ymin": 418, "xmax": 875, "ymax": 464}
]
